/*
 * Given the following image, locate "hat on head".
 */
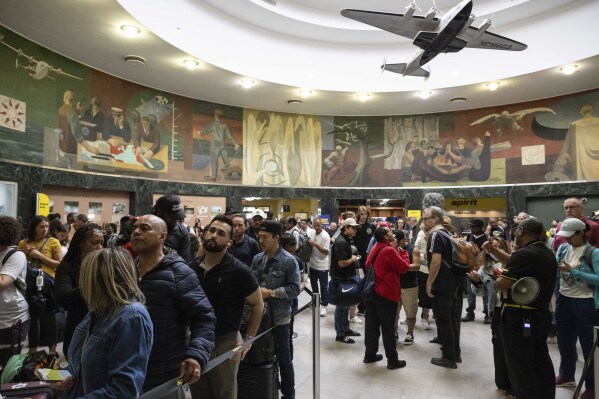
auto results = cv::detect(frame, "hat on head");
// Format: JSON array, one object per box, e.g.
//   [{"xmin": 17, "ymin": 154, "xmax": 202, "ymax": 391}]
[
  {"xmin": 379, "ymin": 221, "xmax": 391, "ymax": 228},
  {"xmin": 154, "ymin": 195, "xmax": 186, "ymax": 219},
  {"xmin": 224, "ymin": 206, "xmax": 239, "ymax": 216},
  {"xmin": 556, "ymin": 218, "xmax": 587, "ymax": 238},
  {"xmin": 341, "ymin": 218, "xmax": 360, "ymax": 228},
  {"xmin": 469, "ymin": 219, "xmax": 484, "ymax": 228},
  {"xmin": 259, "ymin": 220, "xmax": 282, "ymax": 236},
  {"xmin": 250, "ymin": 209, "xmax": 267, "ymax": 220}
]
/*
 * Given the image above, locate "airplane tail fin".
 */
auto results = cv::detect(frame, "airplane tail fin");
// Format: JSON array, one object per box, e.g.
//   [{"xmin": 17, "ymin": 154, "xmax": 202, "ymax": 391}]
[{"xmin": 382, "ymin": 62, "xmax": 430, "ymax": 80}]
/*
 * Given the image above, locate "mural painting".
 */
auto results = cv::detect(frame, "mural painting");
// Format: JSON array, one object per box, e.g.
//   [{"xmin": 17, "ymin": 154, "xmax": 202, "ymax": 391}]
[
  {"xmin": 243, "ymin": 109, "xmax": 322, "ymax": 187},
  {"xmin": 1, "ymin": 26, "xmax": 599, "ymax": 189}
]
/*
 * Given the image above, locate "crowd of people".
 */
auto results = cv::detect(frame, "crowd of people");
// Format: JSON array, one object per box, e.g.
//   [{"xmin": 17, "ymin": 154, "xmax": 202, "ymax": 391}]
[{"xmin": 1, "ymin": 193, "xmax": 599, "ymax": 399}]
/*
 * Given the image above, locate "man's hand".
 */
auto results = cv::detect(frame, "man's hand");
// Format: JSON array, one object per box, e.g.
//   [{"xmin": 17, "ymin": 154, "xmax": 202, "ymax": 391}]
[
  {"xmin": 239, "ymin": 343, "xmax": 252, "ymax": 361},
  {"xmin": 467, "ymin": 270, "xmax": 481, "ymax": 283},
  {"xmin": 260, "ymin": 287, "xmax": 273, "ymax": 299},
  {"xmin": 55, "ymin": 375, "xmax": 74, "ymax": 391},
  {"xmin": 558, "ymin": 261, "xmax": 572, "ymax": 273},
  {"xmin": 145, "ymin": 150, "xmax": 154, "ymax": 159},
  {"xmin": 180, "ymin": 358, "xmax": 202, "ymax": 384},
  {"xmin": 426, "ymin": 281, "xmax": 434, "ymax": 298}
]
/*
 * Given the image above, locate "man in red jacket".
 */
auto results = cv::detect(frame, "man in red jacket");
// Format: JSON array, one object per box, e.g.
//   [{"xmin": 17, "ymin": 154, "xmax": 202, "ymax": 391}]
[{"xmin": 363, "ymin": 226, "xmax": 410, "ymax": 370}]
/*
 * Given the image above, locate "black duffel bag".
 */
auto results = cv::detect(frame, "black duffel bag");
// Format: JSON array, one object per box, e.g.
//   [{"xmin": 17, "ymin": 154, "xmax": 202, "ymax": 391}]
[{"xmin": 328, "ymin": 275, "xmax": 361, "ymax": 306}]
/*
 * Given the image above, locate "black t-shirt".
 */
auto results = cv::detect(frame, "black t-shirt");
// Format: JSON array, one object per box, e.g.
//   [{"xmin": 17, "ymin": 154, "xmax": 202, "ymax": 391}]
[
  {"xmin": 331, "ymin": 233, "xmax": 356, "ymax": 280},
  {"xmin": 196, "ymin": 252, "xmax": 259, "ymax": 336},
  {"xmin": 467, "ymin": 232, "xmax": 487, "ymax": 251},
  {"xmin": 400, "ymin": 243, "xmax": 418, "ymax": 288},
  {"xmin": 427, "ymin": 228, "xmax": 459, "ymax": 291},
  {"xmin": 228, "ymin": 235, "xmax": 261, "ymax": 268},
  {"xmin": 501, "ymin": 240, "xmax": 557, "ymax": 309},
  {"xmin": 354, "ymin": 222, "xmax": 374, "ymax": 257}
]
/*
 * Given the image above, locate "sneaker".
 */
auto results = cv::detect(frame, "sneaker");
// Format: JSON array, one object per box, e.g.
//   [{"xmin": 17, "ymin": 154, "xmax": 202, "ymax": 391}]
[
  {"xmin": 387, "ymin": 359, "xmax": 407, "ymax": 370},
  {"xmin": 320, "ymin": 305, "xmax": 327, "ymax": 317},
  {"xmin": 350, "ymin": 316, "xmax": 363, "ymax": 324},
  {"xmin": 403, "ymin": 334, "xmax": 414, "ymax": 345},
  {"xmin": 421, "ymin": 316, "xmax": 432, "ymax": 330},
  {"xmin": 363, "ymin": 354, "xmax": 383, "ymax": 363},
  {"xmin": 461, "ymin": 314, "xmax": 475, "ymax": 322},
  {"xmin": 336, "ymin": 335, "xmax": 355, "ymax": 344},
  {"xmin": 47, "ymin": 353, "xmax": 60, "ymax": 369},
  {"xmin": 400, "ymin": 319, "xmax": 407, "ymax": 325},
  {"xmin": 581, "ymin": 389, "xmax": 595, "ymax": 399},
  {"xmin": 547, "ymin": 336, "xmax": 558, "ymax": 344},
  {"xmin": 555, "ymin": 375, "xmax": 576, "ymax": 387},
  {"xmin": 484, "ymin": 315, "xmax": 492, "ymax": 324},
  {"xmin": 345, "ymin": 329, "xmax": 361, "ymax": 337},
  {"xmin": 431, "ymin": 357, "xmax": 457, "ymax": 369},
  {"xmin": 429, "ymin": 336, "xmax": 442, "ymax": 344}
]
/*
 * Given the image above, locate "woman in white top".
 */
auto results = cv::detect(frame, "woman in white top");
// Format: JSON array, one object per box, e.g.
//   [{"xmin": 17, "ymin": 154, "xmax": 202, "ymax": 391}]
[
  {"xmin": 414, "ymin": 224, "xmax": 432, "ymax": 329},
  {"xmin": 0, "ymin": 216, "xmax": 29, "ymax": 367}
]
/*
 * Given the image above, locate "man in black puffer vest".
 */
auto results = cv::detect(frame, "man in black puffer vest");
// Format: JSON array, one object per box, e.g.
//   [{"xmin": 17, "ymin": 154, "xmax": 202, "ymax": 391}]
[
  {"xmin": 152, "ymin": 194, "xmax": 194, "ymax": 263},
  {"xmin": 132, "ymin": 214, "xmax": 216, "ymax": 395}
]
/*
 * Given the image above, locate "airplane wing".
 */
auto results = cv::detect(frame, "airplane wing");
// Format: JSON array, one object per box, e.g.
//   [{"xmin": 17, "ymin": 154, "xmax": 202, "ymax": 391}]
[
  {"xmin": 49, "ymin": 66, "xmax": 83, "ymax": 81},
  {"xmin": 461, "ymin": 29, "xmax": 527, "ymax": 51},
  {"xmin": 341, "ymin": 9, "xmax": 439, "ymax": 40}
]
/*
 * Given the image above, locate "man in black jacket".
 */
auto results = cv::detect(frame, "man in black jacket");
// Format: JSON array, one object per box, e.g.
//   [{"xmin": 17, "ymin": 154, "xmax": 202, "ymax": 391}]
[
  {"xmin": 152, "ymin": 194, "xmax": 194, "ymax": 263},
  {"xmin": 132, "ymin": 215, "xmax": 216, "ymax": 394}
]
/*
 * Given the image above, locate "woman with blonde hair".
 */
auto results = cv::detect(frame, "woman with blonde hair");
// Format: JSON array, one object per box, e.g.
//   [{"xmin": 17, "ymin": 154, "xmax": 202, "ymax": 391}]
[{"xmin": 57, "ymin": 248, "xmax": 153, "ymax": 398}]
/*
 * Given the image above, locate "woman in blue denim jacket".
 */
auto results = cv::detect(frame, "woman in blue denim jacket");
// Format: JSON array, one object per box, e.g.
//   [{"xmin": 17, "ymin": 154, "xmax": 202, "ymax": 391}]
[{"xmin": 57, "ymin": 248, "xmax": 153, "ymax": 398}]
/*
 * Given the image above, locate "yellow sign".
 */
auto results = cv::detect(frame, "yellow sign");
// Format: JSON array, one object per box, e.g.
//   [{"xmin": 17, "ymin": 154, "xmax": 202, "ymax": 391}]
[
  {"xmin": 36, "ymin": 193, "xmax": 50, "ymax": 216},
  {"xmin": 445, "ymin": 197, "xmax": 506, "ymax": 211},
  {"xmin": 407, "ymin": 210, "xmax": 421, "ymax": 220}
]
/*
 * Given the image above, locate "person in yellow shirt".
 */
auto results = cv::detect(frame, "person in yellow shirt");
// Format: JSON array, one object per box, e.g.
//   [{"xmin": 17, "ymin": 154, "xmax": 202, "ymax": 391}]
[{"xmin": 18, "ymin": 215, "xmax": 63, "ymax": 362}]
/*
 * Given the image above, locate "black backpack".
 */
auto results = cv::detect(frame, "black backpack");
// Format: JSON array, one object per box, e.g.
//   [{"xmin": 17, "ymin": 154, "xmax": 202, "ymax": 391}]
[
  {"xmin": 296, "ymin": 231, "xmax": 312, "ymax": 264},
  {"xmin": 239, "ymin": 302, "xmax": 276, "ymax": 365}
]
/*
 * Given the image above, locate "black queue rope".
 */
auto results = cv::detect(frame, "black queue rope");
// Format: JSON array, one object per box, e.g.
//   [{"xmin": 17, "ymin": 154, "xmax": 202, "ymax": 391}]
[{"xmin": 140, "ymin": 287, "xmax": 315, "ymax": 399}]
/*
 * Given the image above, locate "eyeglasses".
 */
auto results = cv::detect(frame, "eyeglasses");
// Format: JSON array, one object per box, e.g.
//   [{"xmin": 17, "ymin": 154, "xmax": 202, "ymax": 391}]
[
  {"xmin": 422, "ymin": 217, "xmax": 436, "ymax": 221},
  {"xmin": 563, "ymin": 206, "xmax": 581, "ymax": 210}
]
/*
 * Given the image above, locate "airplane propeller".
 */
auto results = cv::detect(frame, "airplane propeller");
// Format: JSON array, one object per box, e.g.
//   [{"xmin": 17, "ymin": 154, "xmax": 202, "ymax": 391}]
[
  {"xmin": 381, "ymin": 58, "xmax": 387, "ymax": 73},
  {"xmin": 408, "ymin": 1, "xmax": 423, "ymax": 13}
]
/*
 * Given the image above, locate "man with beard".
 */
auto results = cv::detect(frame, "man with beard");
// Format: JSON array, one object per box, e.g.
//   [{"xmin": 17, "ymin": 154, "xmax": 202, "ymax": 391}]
[
  {"xmin": 228, "ymin": 213, "xmax": 261, "ymax": 267},
  {"xmin": 190, "ymin": 215, "xmax": 263, "ymax": 399},
  {"xmin": 251, "ymin": 220, "xmax": 300, "ymax": 399},
  {"xmin": 246, "ymin": 209, "xmax": 266, "ymax": 241},
  {"xmin": 495, "ymin": 217, "xmax": 557, "ymax": 399},
  {"xmin": 132, "ymin": 215, "xmax": 215, "ymax": 396}
]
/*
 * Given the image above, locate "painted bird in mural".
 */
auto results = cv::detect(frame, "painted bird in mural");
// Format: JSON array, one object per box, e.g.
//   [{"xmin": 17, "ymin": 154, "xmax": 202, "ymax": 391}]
[{"xmin": 470, "ymin": 107, "xmax": 556, "ymax": 136}]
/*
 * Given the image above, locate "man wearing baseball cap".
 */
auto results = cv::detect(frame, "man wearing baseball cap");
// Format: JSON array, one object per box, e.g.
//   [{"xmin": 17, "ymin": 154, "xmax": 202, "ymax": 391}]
[
  {"xmin": 152, "ymin": 194, "xmax": 194, "ymax": 263},
  {"xmin": 245, "ymin": 209, "xmax": 266, "ymax": 241},
  {"xmin": 250, "ymin": 220, "xmax": 300, "ymax": 399}
]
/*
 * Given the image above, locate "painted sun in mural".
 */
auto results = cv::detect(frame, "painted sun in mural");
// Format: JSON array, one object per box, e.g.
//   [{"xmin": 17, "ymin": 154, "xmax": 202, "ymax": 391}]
[{"xmin": 0, "ymin": 95, "xmax": 26, "ymax": 132}]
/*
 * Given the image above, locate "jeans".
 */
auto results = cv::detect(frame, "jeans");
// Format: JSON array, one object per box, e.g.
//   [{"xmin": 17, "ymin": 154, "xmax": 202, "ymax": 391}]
[
  {"xmin": 432, "ymin": 287, "xmax": 461, "ymax": 361},
  {"xmin": 501, "ymin": 307, "xmax": 555, "ymax": 399},
  {"xmin": 273, "ymin": 324, "xmax": 295, "ymax": 399},
  {"xmin": 335, "ymin": 305, "xmax": 350, "ymax": 336},
  {"xmin": 465, "ymin": 276, "xmax": 488, "ymax": 316},
  {"xmin": 555, "ymin": 295, "xmax": 597, "ymax": 389},
  {"xmin": 364, "ymin": 293, "xmax": 399, "ymax": 362},
  {"xmin": 308, "ymin": 268, "xmax": 329, "ymax": 306}
]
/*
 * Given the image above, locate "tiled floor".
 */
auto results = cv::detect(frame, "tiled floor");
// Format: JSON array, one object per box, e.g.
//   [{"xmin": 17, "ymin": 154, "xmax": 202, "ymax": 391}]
[{"xmin": 291, "ymin": 290, "xmax": 585, "ymax": 399}]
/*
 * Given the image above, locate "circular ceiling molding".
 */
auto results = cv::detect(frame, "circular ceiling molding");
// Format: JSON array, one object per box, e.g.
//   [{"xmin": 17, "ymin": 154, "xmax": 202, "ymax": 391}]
[{"xmin": 118, "ymin": 0, "xmax": 599, "ymax": 92}]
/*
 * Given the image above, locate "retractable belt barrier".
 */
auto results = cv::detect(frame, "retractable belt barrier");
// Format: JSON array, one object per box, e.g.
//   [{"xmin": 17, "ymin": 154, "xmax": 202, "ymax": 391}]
[{"xmin": 140, "ymin": 288, "xmax": 315, "ymax": 399}]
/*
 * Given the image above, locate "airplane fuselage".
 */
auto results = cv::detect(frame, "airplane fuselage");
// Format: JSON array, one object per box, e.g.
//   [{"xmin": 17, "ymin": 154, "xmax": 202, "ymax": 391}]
[{"xmin": 420, "ymin": 0, "xmax": 472, "ymax": 66}]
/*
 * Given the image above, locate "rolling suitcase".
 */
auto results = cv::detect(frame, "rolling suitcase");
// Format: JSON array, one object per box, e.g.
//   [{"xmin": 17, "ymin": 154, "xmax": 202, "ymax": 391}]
[
  {"xmin": 237, "ymin": 360, "xmax": 278, "ymax": 399},
  {"xmin": 0, "ymin": 381, "xmax": 58, "ymax": 398}
]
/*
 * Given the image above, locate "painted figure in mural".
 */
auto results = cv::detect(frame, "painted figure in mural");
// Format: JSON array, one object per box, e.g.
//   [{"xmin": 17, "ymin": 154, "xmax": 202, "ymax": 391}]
[
  {"xmin": 470, "ymin": 108, "xmax": 556, "ymax": 136},
  {"xmin": 79, "ymin": 96, "xmax": 104, "ymax": 141},
  {"xmin": 400, "ymin": 141, "xmax": 416, "ymax": 182},
  {"xmin": 547, "ymin": 103, "xmax": 599, "ymax": 182},
  {"xmin": 134, "ymin": 115, "xmax": 160, "ymax": 160},
  {"xmin": 200, "ymin": 108, "xmax": 239, "ymax": 182},
  {"xmin": 58, "ymin": 90, "xmax": 99, "ymax": 155},
  {"xmin": 322, "ymin": 139, "xmax": 350, "ymax": 185},
  {"xmin": 102, "ymin": 107, "xmax": 132, "ymax": 146}
]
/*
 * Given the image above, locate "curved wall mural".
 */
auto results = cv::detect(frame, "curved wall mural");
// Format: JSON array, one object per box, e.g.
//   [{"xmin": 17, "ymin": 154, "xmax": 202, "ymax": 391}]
[{"xmin": 1, "ymin": 27, "xmax": 598, "ymax": 188}]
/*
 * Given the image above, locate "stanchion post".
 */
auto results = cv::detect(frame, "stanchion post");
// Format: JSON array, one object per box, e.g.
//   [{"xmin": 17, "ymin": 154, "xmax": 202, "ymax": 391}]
[
  {"xmin": 595, "ymin": 326, "xmax": 599, "ymax": 399},
  {"xmin": 312, "ymin": 293, "xmax": 320, "ymax": 399}
]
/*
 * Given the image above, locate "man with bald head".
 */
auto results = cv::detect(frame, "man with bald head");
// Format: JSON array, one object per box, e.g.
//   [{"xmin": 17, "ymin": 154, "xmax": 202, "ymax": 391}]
[
  {"xmin": 132, "ymin": 215, "xmax": 216, "ymax": 396},
  {"xmin": 553, "ymin": 197, "xmax": 599, "ymax": 251}
]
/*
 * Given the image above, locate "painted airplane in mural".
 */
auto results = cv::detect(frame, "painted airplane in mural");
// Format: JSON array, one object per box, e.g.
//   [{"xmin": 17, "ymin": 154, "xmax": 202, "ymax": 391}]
[
  {"xmin": 341, "ymin": 0, "xmax": 527, "ymax": 79},
  {"xmin": 0, "ymin": 34, "xmax": 83, "ymax": 81}
]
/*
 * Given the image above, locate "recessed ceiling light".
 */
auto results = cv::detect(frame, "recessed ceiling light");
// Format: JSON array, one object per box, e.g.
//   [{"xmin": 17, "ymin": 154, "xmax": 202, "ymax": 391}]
[
  {"xmin": 356, "ymin": 93, "xmax": 370, "ymax": 102},
  {"xmin": 123, "ymin": 55, "xmax": 146, "ymax": 65},
  {"xmin": 299, "ymin": 89, "xmax": 312, "ymax": 98},
  {"xmin": 288, "ymin": 99, "xmax": 302, "ymax": 104},
  {"xmin": 486, "ymin": 82, "xmax": 501, "ymax": 91},
  {"xmin": 183, "ymin": 59, "xmax": 199, "ymax": 70},
  {"xmin": 239, "ymin": 78, "xmax": 255, "ymax": 89},
  {"xmin": 560, "ymin": 64, "xmax": 578, "ymax": 75},
  {"xmin": 450, "ymin": 97, "xmax": 467, "ymax": 103},
  {"xmin": 418, "ymin": 90, "xmax": 432, "ymax": 99},
  {"xmin": 120, "ymin": 25, "xmax": 141, "ymax": 38}
]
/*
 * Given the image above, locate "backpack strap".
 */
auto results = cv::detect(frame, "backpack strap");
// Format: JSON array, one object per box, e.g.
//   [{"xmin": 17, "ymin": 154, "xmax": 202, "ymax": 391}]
[
  {"xmin": 584, "ymin": 245, "xmax": 597, "ymax": 273},
  {"xmin": 2, "ymin": 247, "xmax": 19, "ymax": 266}
]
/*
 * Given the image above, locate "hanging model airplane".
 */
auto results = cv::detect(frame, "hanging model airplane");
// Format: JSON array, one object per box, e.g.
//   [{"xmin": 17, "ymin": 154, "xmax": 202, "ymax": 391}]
[
  {"xmin": 341, "ymin": 0, "xmax": 527, "ymax": 79},
  {"xmin": 0, "ymin": 34, "xmax": 83, "ymax": 81}
]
